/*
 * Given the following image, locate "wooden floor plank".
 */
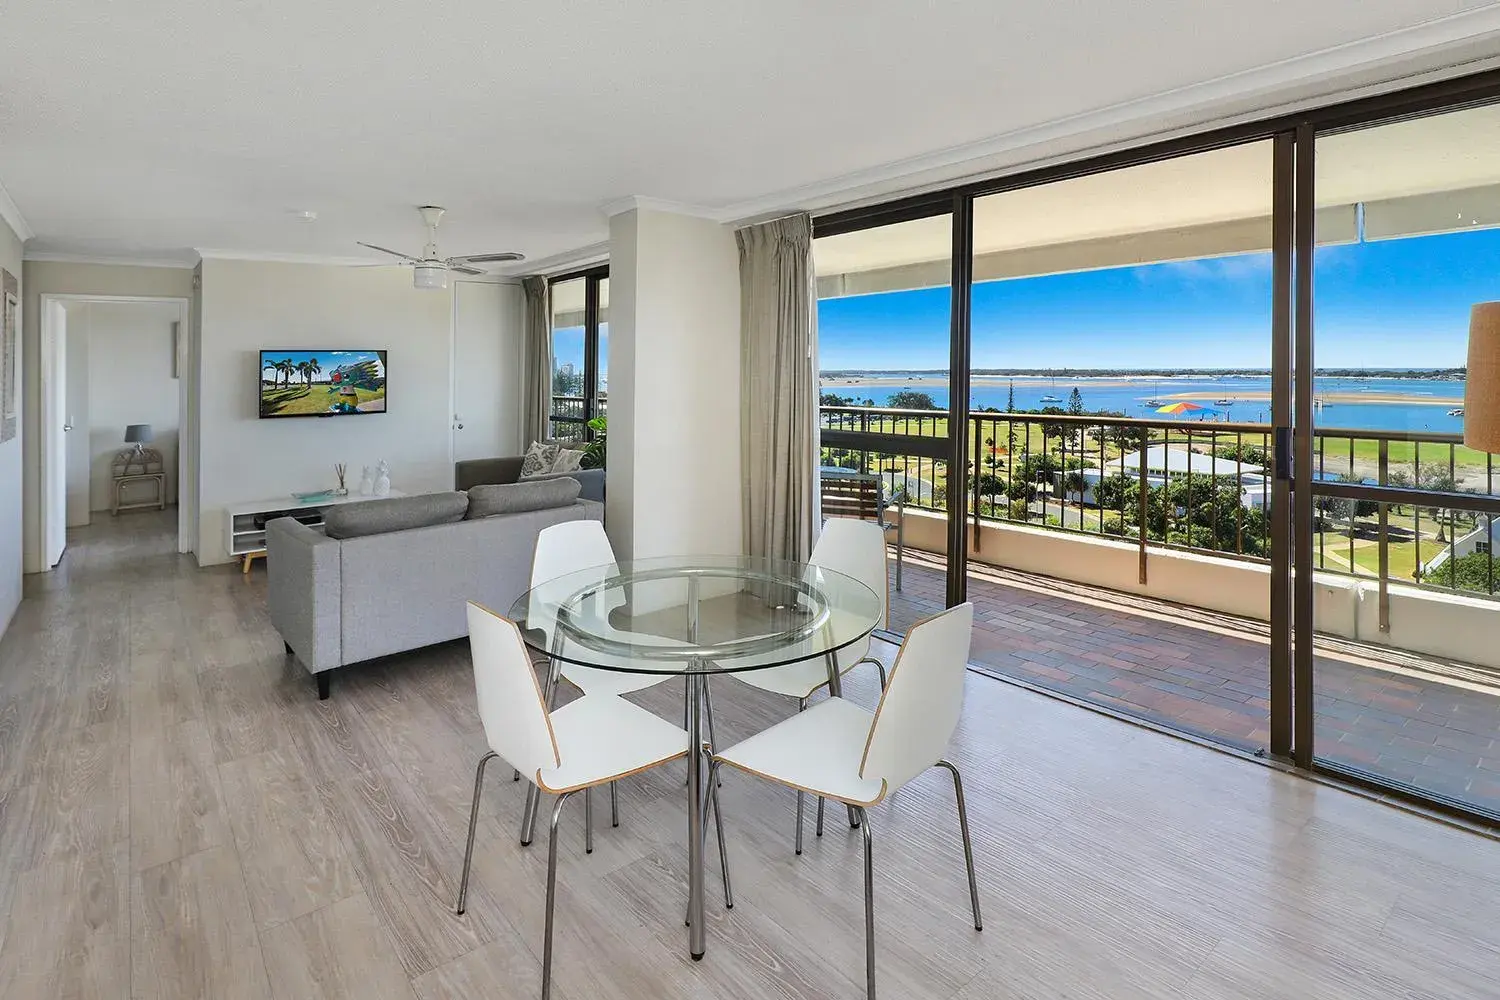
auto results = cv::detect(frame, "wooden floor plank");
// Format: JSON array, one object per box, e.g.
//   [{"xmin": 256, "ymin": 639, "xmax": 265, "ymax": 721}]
[
  {"xmin": 0, "ymin": 840, "xmax": 130, "ymax": 1000},
  {"xmin": 259, "ymin": 893, "xmax": 419, "ymax": 1000},
  {"xmin": 131, "ymin": 845, "xmax": 273, "ymax": 1000},
  {"xmin": 218, "ymin": 745, "xmax": 361, "ymax": 930}
]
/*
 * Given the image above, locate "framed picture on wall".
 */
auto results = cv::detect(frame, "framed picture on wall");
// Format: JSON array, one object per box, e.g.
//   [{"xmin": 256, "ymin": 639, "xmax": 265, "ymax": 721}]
[{"xmin": 0, "ymin": 287, "xmax": 17, "ymax": 443}]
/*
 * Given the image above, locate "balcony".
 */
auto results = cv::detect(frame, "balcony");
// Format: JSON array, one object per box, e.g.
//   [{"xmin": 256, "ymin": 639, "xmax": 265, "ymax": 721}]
[{"xmin": 824, "ymin": 405, "xmax": 1500, "ymax": 818}]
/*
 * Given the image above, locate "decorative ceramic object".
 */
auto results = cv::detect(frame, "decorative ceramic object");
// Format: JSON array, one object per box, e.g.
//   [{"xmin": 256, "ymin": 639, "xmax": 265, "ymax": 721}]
[
  {"xmin": 358, "ymin": 466, "xmax": 374, "ymax": 496},
  {"xmin": 374, "ymin": 460, "xmax": 391, "ymax": 497}
]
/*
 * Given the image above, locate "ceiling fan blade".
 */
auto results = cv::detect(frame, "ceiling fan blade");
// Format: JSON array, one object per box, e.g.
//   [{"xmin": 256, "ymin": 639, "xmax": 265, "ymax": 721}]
[
  {"xmin": 448, "ymin": 263, "xmax": 486, "ymax": 276},
  {"xmin": 357, "ymin": 241, "xmax": 422, "ymax": 262},
  {"xmin": 452, "ymin": 251, "xmax": 526, "ymax": 264}
]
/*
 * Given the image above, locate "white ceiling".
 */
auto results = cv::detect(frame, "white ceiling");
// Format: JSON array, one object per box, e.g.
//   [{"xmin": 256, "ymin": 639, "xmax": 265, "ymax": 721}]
[{"xmin": 3, "ymin": 0, "xmax": 1500, "ymax": 271}]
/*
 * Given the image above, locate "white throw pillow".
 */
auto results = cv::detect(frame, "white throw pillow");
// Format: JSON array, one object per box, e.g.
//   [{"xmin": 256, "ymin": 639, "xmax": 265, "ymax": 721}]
[
  {"xmin": 519, "ymin": 441, "xmax": 561, "ymax": 479},
  {"xmin": 550, "ymin": 448, "xmax": 584, "ymax": 474}
]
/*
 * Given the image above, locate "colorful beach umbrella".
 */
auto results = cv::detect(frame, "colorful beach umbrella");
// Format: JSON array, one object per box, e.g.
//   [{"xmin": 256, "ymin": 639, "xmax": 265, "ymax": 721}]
[{"xmin": 1155, "ymin": 401, "xmax": 1209, "ymax": 415}]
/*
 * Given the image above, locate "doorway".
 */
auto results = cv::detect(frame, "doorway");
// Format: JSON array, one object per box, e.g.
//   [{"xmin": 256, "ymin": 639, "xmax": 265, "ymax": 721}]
[{"xmin": 38, "ymin": 294, "xmax": 193, "ymax": 568}]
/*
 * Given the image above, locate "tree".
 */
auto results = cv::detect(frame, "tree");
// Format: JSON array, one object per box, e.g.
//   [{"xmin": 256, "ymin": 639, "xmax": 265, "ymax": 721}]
[
  {"xmin": 1428, "ymin": 550, "xmax": 1500, "ymax": 594},
  {"xmin": 304, "ymin": 356, "xmax": 321, "ymax": 386},
  {"xmin": 552, "ymin": 364, "xmax": 583, "ymax": 397},
  {"xmin": 1214, "ymin": 442, "xmax": 1270, "ymax": 467},
  {"xmin": 1093, "ymin": 473, "xmax": 1136, "ymax": 513},
  {"xmin": 1067, "ymin": 387, "xmax": 1084, "ymax": 415},
  {"xmin": 821, "ymin": 391, "xmax": 854, "ymax": 406},
  {"xmin": 295, "ymin": 360, "xmax": 311, "ymax": 387},
  {"xmin": 276, "ymin": 358, "xmax": 295, "ymax": 388},
  {"xmin": 886, "ymin": 390, "xmax": 940, "ymax": 410},
  {"xmin": 1006, "ymin": 381, "xmax": 1015, "ymax": 413}
]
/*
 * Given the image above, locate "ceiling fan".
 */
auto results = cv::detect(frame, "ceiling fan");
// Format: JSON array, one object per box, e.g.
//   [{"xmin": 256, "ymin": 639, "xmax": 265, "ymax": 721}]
[{"xmin": 358, "ymin": 206, "xmax": 524, "ymax": 289}]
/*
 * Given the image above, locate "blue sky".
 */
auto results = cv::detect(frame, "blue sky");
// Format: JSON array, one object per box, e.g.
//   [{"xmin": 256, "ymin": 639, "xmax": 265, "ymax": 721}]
[{"xmin": 817, "ymin": 227, "xmax": 1500, "ymax": 370}]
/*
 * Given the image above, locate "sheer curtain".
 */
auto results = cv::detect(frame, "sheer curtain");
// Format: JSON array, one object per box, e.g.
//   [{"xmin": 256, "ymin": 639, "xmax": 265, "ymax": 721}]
[
  {"xmin": 738, "ymin": 213, "xmax": 818, "ymax": 563},
  {"xmin": 520, "ymin": 276, "xmax": 551, "ymax": 446}
]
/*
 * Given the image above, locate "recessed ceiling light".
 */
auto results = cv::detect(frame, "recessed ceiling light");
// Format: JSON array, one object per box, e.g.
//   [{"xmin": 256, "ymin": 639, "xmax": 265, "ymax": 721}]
[{"xmin": 291, "ymin": 210, "xmax": 318, "ymax": 223}]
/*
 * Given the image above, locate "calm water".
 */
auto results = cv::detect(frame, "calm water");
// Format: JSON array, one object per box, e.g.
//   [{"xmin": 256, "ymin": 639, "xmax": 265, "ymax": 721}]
[{"xmin": 820, "ymin": 375, "xmax": 1467, "ymax": 435}]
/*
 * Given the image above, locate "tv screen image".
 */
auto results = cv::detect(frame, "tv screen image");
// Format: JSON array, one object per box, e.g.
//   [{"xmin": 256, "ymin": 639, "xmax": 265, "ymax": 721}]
[{"xmin": 259, "ymin": 349, "xmax": 387, "ymax": 418}]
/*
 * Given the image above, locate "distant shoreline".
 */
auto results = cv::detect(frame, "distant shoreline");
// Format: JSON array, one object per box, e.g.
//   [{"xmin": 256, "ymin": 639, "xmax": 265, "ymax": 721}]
[{"xmin": 820, "ymin": 369, "xmax": 1465, "ymax": 381}]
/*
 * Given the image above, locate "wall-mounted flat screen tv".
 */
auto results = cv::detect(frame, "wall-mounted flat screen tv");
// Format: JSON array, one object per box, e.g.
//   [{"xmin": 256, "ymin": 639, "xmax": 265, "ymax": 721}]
[{"xmin": 259, "ymin": 349, "xmax": 387, "ymax": 418}]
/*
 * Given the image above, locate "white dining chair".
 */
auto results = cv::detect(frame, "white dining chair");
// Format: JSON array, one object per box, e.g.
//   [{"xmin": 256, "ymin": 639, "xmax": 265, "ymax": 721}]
[
  {"xmin": 711, "ymin": 602, "xmax": 982, "ymax": 1000},
  {"xmin": 455, "ymin": 602, "xmax": 731, "ymax": 1000},
  {"xmin": 518, "ymin": 519, "xmax": 690, "ymax": 842},
  {"xmin": 727, "ymin": 517, "xmax": 892, "ymax": 852}
]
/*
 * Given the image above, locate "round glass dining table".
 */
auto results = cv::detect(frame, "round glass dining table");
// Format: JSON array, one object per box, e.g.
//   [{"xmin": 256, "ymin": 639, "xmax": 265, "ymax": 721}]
[{"xmin": 508, "ymin": 554, "xmax": 882, "ymax": 960}]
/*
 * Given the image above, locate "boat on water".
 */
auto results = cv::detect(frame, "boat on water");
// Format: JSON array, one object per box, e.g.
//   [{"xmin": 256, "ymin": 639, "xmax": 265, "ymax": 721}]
[
  {"xmin": 1215, "ymin": 398, "xmax": 1233, "ymax": 406},
  {"xmin": 1449, "ymin": 407, "xmax": 1465, "ymax": 417},
  {"xmin": 1039, "ymin": 394, "xmax": 1063, "ymax": 403}
]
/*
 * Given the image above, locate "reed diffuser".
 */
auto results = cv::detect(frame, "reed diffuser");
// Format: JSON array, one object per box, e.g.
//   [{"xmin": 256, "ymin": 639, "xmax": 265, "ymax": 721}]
[{"xmin": 334, "ymin": 463, "xmax": 348, "ymax": 495}]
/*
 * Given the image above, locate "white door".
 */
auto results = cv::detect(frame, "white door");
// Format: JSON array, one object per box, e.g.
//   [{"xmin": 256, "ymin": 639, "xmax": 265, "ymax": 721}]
[
  {"xmin": 41, "ymin": 299, "xmax": 69, "ymax": 567},
  {"xmin": 452, "ymin": 281, "xmax": 521, "ymax": 462}
]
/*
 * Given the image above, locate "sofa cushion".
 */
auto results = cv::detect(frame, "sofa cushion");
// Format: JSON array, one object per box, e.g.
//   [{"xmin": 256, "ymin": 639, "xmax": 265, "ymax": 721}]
[
  {"xmin": 323, "ymin": 492, "xmax": 470, "ymax": 539},
  {"xmin": 466, "ymin": 478, "xmax": 581, "ymax": 518},
  {"xmin": 519, "ymin": 440, "xmax": 560, "ymax": 478},
  {"xmin": 548, "ymin": 447, "xmax": 585, "ymax": 474}
]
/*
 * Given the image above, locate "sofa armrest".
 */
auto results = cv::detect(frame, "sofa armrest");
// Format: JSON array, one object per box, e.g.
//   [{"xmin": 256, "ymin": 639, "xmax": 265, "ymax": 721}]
[
  {"xmin": 455, "ymin": 457, "xmax": 524, "ymax": 491},
  {"xmin": 266, "ymin": 517, "xmax": 342, "ymax": 673}
]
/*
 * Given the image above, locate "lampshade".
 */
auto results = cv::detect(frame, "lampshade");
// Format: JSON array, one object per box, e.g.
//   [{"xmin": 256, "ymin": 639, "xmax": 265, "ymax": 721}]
[
  {"xmin": 124, "ymin": 424, "xmax": 154, "ymax": 444},
  {"xmin": 1465, "ymin": 302, "xmax": 1500, "ymax": 452}
]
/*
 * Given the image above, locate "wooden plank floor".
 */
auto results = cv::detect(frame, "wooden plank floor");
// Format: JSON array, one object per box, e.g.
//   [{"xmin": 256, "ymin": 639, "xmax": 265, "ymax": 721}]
[{"xmin": 2, "ymin": 508, "xmax": 1499, "ymax": 999}]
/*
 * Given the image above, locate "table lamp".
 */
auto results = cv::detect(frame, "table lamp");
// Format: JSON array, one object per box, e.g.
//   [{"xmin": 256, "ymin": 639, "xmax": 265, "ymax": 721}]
[{"xmin": 124, "ymin": 423, "xmax": 153, "ymax": 456}]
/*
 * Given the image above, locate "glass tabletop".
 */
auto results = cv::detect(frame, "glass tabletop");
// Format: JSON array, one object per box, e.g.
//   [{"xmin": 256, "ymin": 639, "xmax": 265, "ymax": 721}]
[{"xmin": 508, "ymin": 555, "xmax": 882, "ymax": 675}]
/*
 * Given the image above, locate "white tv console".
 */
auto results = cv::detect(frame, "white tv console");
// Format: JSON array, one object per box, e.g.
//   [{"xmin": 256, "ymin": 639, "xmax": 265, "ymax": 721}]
[{"xmin": 224, "ymin": 490, "xmax": 405, "ymax": 574}]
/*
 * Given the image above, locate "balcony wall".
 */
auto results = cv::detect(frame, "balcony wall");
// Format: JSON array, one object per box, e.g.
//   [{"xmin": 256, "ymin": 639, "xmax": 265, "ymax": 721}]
[{"xmin": 894, "ymin": 507, "xmax": 1500, "ymax": 670}]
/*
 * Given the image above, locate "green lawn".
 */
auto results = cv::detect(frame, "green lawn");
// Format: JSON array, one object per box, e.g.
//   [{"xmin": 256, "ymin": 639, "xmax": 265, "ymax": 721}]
[{"xmin": 261, "ymin": 384, "xmax": 385, "ymax": 417}]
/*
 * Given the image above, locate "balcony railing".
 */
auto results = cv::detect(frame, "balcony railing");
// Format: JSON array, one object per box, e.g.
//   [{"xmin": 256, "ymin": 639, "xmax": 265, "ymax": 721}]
[
  {"xmin": 548, "ymin": 394, "xmax": 607, "ymax": 444},
  {"xmin": 820, "ymin": 405, "xmax": 1500, "ymax": 603}
]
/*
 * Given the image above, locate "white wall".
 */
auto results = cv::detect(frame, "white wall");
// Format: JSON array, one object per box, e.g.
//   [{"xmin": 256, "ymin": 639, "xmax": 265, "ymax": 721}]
[
  {"xmin": 606, "ymin": 208, "xmax": 741, "ymax": 560},
  {"xmin": 196, "ymin": 260, "xmax": 461, "ymax": 565},
  {"xmin": 0, "ymin": 222, "xmax": 22, "ymax": 637},
  {"xmin": 60, "ymin": 300, "xmax": 181, "ymax": 522},
  {"xmin": 21, "ymin": 262, "xmax": 194, "ymax": 570}
]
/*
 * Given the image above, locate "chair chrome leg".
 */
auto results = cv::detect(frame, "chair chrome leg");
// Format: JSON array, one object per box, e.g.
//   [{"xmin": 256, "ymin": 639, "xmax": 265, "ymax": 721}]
[
  {"xmin": 859, "ymin": 806, "xmax": 876, "ymax": 1000},
  {"xmin": 936, "ymin": 760, "xmax": 982, "ymax": 931},
  {"xmin": 522, "ymin": 655, "xmax": 563, "ymax": 846},
  {"xmin": 513, "ymin": 769, "xmax": 520, "ymax": 782},
  {"xmin": 521, "ymin": 782, "xmax": 541, "ymax": 846},
  {"xmin": 817, "ymin": 796, "xmax": 826, "ymax": 838},
  {"xmin": 610, "ymin": 781, "xmax": 620, "ymax": 828},
  {"xmin": 543, "ymin": 791, "xmax": 576, "ymax": 1000},
  {"xmin": 853, "ymin": 656, "xmax": 887, "ymax": 690},
  {"xmin": 455, "ymin": 750, "xmax": 498, "ymax": 915},
  {"xmin": 795, "ymin": 697, "xmax": 807, "ymax": 855},
  {"xmin": 585, "ymin": 787, "xmax": 594, "ymax": 854},
  {"xmin": 708, "ymin": 760, "xmax": 733, "ymax": 908}
]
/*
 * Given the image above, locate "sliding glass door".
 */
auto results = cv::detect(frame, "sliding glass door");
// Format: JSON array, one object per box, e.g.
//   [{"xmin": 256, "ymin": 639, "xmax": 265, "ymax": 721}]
[
  {"xmin": 958, "ymin": 140, "xmax": 1286, "ymax": 752},
  {"xmin": 814, "ymin": 209, "xmax": 959, "ymax": 630},
  {"xmin": 1297, "ymin": 102, "xmax": 1500, "ymax": 817}
]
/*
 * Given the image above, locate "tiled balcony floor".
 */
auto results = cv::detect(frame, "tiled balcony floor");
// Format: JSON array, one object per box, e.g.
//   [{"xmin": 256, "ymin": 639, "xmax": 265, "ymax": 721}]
[{"xmin": 887, "ymin": 550, "xmax": 1500, "ymax": 817}]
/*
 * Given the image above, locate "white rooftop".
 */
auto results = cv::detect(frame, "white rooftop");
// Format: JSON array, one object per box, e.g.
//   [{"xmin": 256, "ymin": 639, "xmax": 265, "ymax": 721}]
[{"xmin": 1118, "ymin": 445, "xmax": 1265, "ymax": 477}]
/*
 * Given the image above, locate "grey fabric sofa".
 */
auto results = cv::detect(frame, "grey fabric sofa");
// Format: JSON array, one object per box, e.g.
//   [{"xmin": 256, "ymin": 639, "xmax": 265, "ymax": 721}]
[
  {"xmin": 267, "ymin": 491, "xmax": 603, "ymax": 698},
  {"xmin": 455, "ymin": 455, "xmax": 604, "ymax": 503}
]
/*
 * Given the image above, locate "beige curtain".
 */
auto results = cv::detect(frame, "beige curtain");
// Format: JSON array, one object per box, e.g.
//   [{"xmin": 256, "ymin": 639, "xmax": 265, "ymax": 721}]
[
  {"xmin": 739, "ymin": 213, "xmax": 818, "ymax": 563},
  {"xmin": 521, "ymin": 276, "xmax": 552, "ymax": 446}
]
